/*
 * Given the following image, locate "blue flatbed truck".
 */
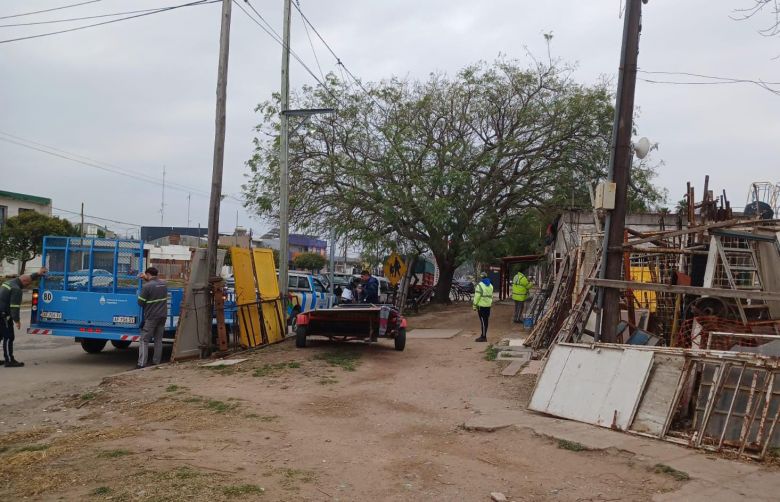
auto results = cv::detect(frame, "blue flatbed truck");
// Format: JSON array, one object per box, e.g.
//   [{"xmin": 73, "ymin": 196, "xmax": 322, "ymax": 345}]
[{"xmin": 27, "ymin": 236, "xmax": 235, "ymax": 354}]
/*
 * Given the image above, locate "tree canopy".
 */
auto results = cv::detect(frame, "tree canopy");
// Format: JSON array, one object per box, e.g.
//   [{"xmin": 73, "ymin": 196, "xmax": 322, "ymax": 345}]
[
  {"xmin": 0, "ymin": 211, "xmax": 77, "ymax": 273},
  {"xmin": 243, "ymin": 58, "xmax": 664, "ymax": 300},
  {"xmin": 293, "ymin": 252, "xmax": 326, "ymax": 272}
]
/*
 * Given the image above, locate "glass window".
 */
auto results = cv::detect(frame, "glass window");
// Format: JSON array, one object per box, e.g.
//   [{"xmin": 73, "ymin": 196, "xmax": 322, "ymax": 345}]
[{"xmin": 312, "ymin": 278, "xmax": 325, "ymax": 293}]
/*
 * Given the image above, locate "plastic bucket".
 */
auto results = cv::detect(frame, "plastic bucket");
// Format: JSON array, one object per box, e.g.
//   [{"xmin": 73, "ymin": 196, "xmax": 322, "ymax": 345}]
[{"xmin": 523, "ymin": 317, "xmax": 534, "ymax": 329}]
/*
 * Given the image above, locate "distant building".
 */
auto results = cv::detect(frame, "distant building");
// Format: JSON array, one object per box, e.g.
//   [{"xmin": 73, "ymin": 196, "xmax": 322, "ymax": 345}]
[
  {"xmin": 219, "ymin": 227, "xmax": 251, "ymax": 248},
  {"xmin": 145, "ymin": 244, "xmax": 193, "ymax": 281},
  {"xmin": 0, "ymin": 190, "xmax": 52, "ymax": 275},
  {"xmin": 258, "ymin": 228, "xmax": 327, "ymax": 265},
  {"xmin": 76, "ymin": 222, "xmax": 116, "ymax": 239}
]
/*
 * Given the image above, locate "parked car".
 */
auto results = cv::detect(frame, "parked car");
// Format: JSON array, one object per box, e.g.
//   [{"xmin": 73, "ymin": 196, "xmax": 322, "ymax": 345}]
[
  {"xmin": 67, "ymin": 268, "xmax": 114, "ymax": 290},
  {"xmin": 286, "ymin": 271, "xmax": 337, "ymax": 328}
]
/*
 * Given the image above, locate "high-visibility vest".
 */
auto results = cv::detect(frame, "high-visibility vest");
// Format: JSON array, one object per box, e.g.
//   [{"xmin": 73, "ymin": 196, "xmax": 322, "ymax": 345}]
[
  {"xmin": 511, "ymin": 272, "xmax": 531, "ymax": 302},
  {"xmin": 473, "ymin": 282, "xmax": 494, "ymax": 308}
]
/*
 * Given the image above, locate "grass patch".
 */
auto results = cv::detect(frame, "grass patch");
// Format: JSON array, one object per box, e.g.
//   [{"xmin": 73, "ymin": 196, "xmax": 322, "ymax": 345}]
[
  {"xmin": 318, "ymin": 376, "xmax": 338, "ymax": 385},
  {"xmin": 314, "ymin": 351, "xmax": 361, "ymax": 371},
  {"xmin": 165, "ymin": 384, "xmax": 180, "ymax": 392},
  {"xmin": 206, "ymin": 400, "xmax": 237, "ymax": 414},
  {"xmin": 653, "ymin": 463, "xmax": 690, "ymax": 481},
  {"xmin": 222, "ymin": 484, "xmax": 265, "ymax": 497},
  {"xmin": 557, "ymin": 439, "xmax": 589, "ymax": 452},
  {"xmin": 80, "ymin": 392, "xmax": 97, "ymax": 401},
  {"xmin": 91, "ymin": 486, "xmax": 112, "ymax": 496},
  {"xmin": 183, "ymin": 396, "xmax": 203, "ymax": 403},
  {"xmin": 252, "ymin": 361, "xmax": 302, "ymax": 378},
  {"xmin": 15, "ymin": 443, "xmax": 50, "ymax": 452},
  {"xmin": 484, "ymin": 344, "xmax": 499, "ymax": 361},
  {"xmin": 274, "ymin": 467, "xmax": 317, "ymax": 490},
  {"xmin": 97, "ymin": 449, "xmax": 131, "ymax": 459},
  {"xmin": 174, "ymin": 466, "xmax": 201, "ymax": 479}
]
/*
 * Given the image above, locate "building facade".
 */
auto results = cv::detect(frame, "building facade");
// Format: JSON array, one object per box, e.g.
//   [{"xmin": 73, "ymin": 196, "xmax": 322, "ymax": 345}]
[{"xmin": 0, "ymin": 190, "xmax": 53, "ymax": 276}]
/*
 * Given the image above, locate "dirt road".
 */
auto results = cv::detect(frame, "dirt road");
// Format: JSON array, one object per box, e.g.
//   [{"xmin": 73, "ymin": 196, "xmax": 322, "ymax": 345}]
[{"xmin": 1, "ymin": 303, "xmax": 687, "ymax": 501}]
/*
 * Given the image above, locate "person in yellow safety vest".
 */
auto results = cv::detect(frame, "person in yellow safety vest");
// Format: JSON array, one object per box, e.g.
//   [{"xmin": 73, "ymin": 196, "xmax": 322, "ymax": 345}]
[
  {"xmin": 511, "ymin": 269, "xmax": 533, "ymax": 323},
  {"xmin": 473, "ymin": 272, "xmax": 494, "ymax": 342}
]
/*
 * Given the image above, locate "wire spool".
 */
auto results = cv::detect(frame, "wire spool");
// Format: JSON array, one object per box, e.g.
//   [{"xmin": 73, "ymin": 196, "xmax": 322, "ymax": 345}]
[{"xmin": 744, "ymin": 201, "xmax": 774, "ymax": 220}]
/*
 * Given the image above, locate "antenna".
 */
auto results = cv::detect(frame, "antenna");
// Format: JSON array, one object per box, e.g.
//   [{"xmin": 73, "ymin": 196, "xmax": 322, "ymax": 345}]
[{"xmin": 187, "ymin": 192, "xmax": 192, "ymax": 227}]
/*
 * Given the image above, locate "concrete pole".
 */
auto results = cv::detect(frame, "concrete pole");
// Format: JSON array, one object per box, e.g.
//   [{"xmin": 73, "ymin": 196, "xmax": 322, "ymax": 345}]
[
  {"xmin": 599, "ymin": 0, "xmax": 643, "ymax": 343},
  {"xmin": 278, "ymin": 0, "xmax": 292, "ymax": 309}
]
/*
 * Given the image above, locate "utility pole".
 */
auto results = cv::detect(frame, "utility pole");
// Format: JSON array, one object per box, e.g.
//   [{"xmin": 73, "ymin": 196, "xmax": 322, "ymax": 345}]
[
  {"xmin": 278, "ymin": 0, "xmax": 292, "ymax": 308},
  {"xmin": 202, "ymin": 0, "xmax": 232, "ymax": 351},
  {"xmin": 187, "ymin": 193, "xmax": 191, "ymax": 227},
  {"xmin": 598, "ymin": 0, "xmax": 644, "ymax": 343},
  {"xmin": 160, "ymin": 165, "xmax": 166, "ymax": 226}
]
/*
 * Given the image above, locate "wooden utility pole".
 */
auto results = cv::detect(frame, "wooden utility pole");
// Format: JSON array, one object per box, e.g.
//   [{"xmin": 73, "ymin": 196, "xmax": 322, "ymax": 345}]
[
  {"xmin": 278, "ymin": 0, "xmax": 292, "ymax": 307},
  {"xmin": 599, "ymin": 0, "xmax": 644, "ymax": 343},
  {"xmin": 203, "ymin": 0, "xmax": 232, "ymax": 350}
]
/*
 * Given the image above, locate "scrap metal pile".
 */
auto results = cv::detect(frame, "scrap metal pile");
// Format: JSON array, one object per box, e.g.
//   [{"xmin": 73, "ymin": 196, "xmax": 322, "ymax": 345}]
[{"xmin": 526, "ymin": 180, "xmax": 780, "ymax": 460}]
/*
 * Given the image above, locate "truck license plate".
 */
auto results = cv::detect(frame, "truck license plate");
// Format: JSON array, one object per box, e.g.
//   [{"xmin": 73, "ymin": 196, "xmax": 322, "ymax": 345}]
[
  {"xmin": 112, "ymin": 316, "xmax": 137, "ymax": 324},
  {"xmin": 40, "ymin": 311, "xmax": 62, "ymax": 320}
]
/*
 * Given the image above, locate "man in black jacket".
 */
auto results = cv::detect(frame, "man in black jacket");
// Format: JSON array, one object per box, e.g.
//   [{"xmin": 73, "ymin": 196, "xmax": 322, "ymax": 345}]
[
  {"xmin": 359, "ymin": 270, "xmax": 380, "ymax": 304},
  {"xmin": 136, "ymin": 267, "xmax": 168, "ymax": 369},
  {"xmin": 0, "ymin": 267, "xmax": 47, "ymax": 367}
]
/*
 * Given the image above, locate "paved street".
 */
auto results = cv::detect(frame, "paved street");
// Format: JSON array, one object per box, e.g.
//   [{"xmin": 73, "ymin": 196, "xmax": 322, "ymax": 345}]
[{"xmin": 1, "ymin": 310, "xmax": 144, "ymax": 408}]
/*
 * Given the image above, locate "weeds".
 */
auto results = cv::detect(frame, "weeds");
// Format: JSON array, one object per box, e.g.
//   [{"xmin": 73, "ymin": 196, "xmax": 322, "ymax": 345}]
[
  {"xmin": 557, "ymin": 439, "xmax": 589, "ymax": 452},
  {"xmin": 165, "ymin": 385, "xmax": 179, "ymax": 392},
  {"xmin": 80, "ymin": 392, "xmax": 97, "ymax": 401},
  {"xmin": 15, "ymin": 443, "xmax": 50, "ymax": 453},
  {"xmin": 97, "ymin": 449, "xmax": 131, "ymax": 459},
  {"xmin": 222, "ymin": 484, "xmax": 265, "ymax": 497},
  {"xmin": 183, "ymin": 396, "xmax": 203, "ymax": 403},
  {"xmin": 314, "ymin": 351, "xmax": 361, "ymax": 371},
  {"xmin": 318, "ymin": 376, "xmax": 338, "ymax": 385},
  {"xmin": 653, "ymin": 463, "xmax": 690, "ymax": 481},
  {"xmin": 174, "ymin": 466, "xmax": 200, "ymax": 479},
  {"xmin": 253, "ymin": 361, "xmax": 302, "ymax": 377},
  {"xmin": 91, "ymin": 486, "xmax": 112, "ymax": 496},
  {"xmin": 484, "ymin": 345, "xmax": 499, "ymax": 361},
  {"xmin": 206, "ymin": 400, "xmax": 237, "ymax": 414}
]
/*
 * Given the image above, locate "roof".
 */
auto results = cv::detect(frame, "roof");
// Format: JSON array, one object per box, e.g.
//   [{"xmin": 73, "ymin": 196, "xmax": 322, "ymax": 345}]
[{"xmin": 0, "ymin": 190, "xmax": 51, "ymax": 206}]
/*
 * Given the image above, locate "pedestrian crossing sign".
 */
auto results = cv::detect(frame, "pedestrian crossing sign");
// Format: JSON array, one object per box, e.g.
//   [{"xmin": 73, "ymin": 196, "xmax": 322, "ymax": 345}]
[{"xmin": 383, "ymin": 253, "xmax": 407, "ymax": 287}]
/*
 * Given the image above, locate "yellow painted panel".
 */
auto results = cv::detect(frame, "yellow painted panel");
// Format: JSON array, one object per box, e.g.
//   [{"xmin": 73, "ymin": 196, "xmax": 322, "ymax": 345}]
[
  {"xmin": 253, "ymin": 248, "xmax": 285, "ymax": 343},
  {"xmin": 629, "ymin": 266, "xmax": 657, "ymax": 313},
  {"xmin": 232, "ymin": 247, "xmax": 263, "ymax": 348}
]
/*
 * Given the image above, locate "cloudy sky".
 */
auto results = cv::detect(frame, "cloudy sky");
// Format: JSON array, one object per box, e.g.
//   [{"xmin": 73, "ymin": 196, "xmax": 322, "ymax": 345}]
[{"xmin": 2, "ymin": 0, "xmax": 779, "ymax": 239}]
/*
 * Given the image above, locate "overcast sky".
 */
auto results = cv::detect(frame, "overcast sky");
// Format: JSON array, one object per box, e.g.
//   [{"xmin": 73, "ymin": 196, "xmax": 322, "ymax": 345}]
[{"xmin": 2, "ymin": 0, "xmax": 779, "ymax": 239}]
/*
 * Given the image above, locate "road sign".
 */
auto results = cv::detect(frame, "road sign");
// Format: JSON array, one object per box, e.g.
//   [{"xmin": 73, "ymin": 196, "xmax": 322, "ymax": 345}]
[{"xmin": 384, "ymin": 253, "xmax": 407, "ymax": 287}]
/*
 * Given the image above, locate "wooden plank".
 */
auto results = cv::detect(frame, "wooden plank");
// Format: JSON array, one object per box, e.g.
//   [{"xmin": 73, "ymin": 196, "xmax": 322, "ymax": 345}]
[
  {"xmin": 631, "ymin": 354, "xmax": 686, "ymax": 436},
  {"xmin": 529, "ymin": 344, "xmax": 654, "ymax": 430},
  {"xmin": 622, "ymin": 218, "xmax": 780, "ymax": 247},
  {"xmin": 586, "ymin": 278, "xmax": 780, "ymax": 302}
]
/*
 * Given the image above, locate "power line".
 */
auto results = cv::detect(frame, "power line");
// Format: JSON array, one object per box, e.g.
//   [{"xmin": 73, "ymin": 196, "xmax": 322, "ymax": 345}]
[
  {"xmin": 0, "ymin": 5, "xmax": 190, "ymax": 28},
  {"xmin": 233, "ymin": 0, "xmax": 341, "ymax": 104},
  {"xmin": 0, "ymin": 0, "xmax": 218, "ymax": 45},
  {"xmin": 638, "ymin": 70, "xmax": 780, "ymax": 96},
  {"xmin": 295, "ymin": 1, "xmax": 326, "ymax": 84},
  {"xmin": 0, "ymin": 0, "xmax": 101, "ymax": 21},
  {"xmin": 53, "ymin": 207, "xmax": 142, "ymax": 227},
  {"xmin": 290, "ymin": 1, "xmax": 385, "ymax": 112}
]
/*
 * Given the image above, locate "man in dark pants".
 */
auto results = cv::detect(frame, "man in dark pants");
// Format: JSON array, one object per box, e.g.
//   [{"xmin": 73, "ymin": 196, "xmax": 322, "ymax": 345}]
[
  {"xmin": 473, "ymin": 272, "xmax": 494, "ymax": 342},
  {"xmin": 359, "ymin": 270, "xmax": 380, "ymax": 304},
  {"xmin": 0, "ymin": 268, "xmax": 47, "ymax": 367},
  {"xmin": 136, "ymin": 267, "xmax": 168, "ymax": 369}
]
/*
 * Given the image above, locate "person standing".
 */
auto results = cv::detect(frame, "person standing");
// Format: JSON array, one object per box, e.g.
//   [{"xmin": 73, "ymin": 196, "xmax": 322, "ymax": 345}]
[
  {"xmin": 340, "ymin": 277, "xmax": 360, "ymax": 304},
  {"xmin": 137, "ymin": 267, "xmax": 168, "ymax": 369},
  {"xmin": 359, "ymin": 270, "xmax": 380, "ymax": 304},
  {"xmin": 0, "ymin": 268, "xmax": 46, "ymax": 367},
  {"xmin": 511, "ymin": 269, "xmax": 533, "ymax": 323},
  {"xmin": 473, "ymin": 272, "xmax": 494, "ymax": 342}
]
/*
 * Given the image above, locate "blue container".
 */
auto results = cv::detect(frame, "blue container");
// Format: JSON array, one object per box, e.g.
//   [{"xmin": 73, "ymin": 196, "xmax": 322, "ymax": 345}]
[{"xmin": 523, "ymin": 317, "xmax": 534, "ymax": 329}]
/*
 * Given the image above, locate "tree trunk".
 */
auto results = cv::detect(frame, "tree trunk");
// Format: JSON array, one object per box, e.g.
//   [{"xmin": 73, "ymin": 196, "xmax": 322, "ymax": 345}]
[
  {"xmin": 19, "ymin": 260, "xmax": 27, "ymax": 275},
  {"xmin": 432, "ymin": 255, "xmax": 456, "ymax": 304}
]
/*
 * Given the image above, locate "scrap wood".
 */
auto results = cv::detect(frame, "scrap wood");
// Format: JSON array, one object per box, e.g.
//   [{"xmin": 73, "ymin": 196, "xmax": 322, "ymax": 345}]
[
  {"xmin": 587, "ymin": 278, "xmax": 780, "ymax": 302},
  {"xmin": 622, "ymin": 218, "xmax": 780, "ymax": 247}
]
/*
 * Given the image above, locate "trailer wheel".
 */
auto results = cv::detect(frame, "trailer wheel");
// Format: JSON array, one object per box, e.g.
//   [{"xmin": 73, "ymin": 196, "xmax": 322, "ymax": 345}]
[
  {"xmin": 295, "ymin": 326, "xmax": 307, "ymax": 348},
  {"xmin": 81, "ymin": 339, "xmax": 108, "ymax": 354},
  {"xmin": 394, "ymin": 328, "xmax": 406, "ymax": 351},
  {"xmin": 111, "ymin": 340, "xmax": 132, "ymax": 350}
]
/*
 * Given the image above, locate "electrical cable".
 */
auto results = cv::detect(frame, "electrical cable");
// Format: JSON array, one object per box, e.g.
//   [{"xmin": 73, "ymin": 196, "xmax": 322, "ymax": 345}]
[
  {"xmin": 0, "ymin": 0, "xmax": 218, "ymax": 45},
  {"xmin": 0, "ymin": 0, "xmax": 101, "ymax": 21},
  {"xmin": 295, "ymin": 0, "xmax": 326, "ymax": 84},
  {"xmin": 52, "ymin": 206, "xmax": 143, "ymax": 227},
  {"xmin": 0, "ymin": 4, "xmax": 195, "ymax": 28}
]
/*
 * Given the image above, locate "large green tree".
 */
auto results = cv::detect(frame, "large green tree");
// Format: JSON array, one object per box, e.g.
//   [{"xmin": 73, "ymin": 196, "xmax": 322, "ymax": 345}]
[
  {"xmin": 244, "ymin": 59, "xmax": 661, "ymax": 302},
  {"xmin": 0, "ymin": 211, "xmax": 77, "ymax": 273}
]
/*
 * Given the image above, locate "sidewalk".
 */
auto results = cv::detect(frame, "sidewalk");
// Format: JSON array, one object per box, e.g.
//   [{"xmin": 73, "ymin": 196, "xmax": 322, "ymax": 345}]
[{"xmin": 464, "ymin": 396, "xmax": 780, "ymax": 502}]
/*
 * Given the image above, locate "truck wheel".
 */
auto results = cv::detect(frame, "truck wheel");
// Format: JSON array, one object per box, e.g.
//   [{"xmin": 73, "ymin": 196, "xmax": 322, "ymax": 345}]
[
  {"xmin": 81, "ymin": 339, "xmax": 108, "ymax": 354},
  {"xmin": 295, "ymin": 326, "xmax": 307, "ymax": 348},
  {"xmin": 289, "ymin": 307, "xmax": 301, "ymax": 331},
  {"xmin": 111, "ymin": 340, "xmax": 132, "ymax": 349},
  {"xmin": 394, "ymin": 328, "xmax": 406, "ymax": 351}
]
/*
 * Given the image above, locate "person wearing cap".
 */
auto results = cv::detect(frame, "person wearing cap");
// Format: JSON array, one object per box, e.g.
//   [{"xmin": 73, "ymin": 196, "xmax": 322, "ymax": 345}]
[
  {"xmin": 0, "ymin": 267, "xmax": 47, "ymax": 367},
  {"xmin": 473, "ymin": 272, "xmax": 494, "ymax": 342},
  {"xmin": 136, "ymin": 267, "xmax": 168, "ymax": 369}
]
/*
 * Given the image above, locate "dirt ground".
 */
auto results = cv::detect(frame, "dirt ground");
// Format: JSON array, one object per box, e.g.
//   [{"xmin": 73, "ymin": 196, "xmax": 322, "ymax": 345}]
[{"xmin": 1, "ymin": 303, "xmax": 688, "ymax": 501}]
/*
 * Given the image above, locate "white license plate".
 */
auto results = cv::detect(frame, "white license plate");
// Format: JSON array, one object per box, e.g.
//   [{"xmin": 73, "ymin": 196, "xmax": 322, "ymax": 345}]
[
  {"xmin": 40, "ymin": 311, "xmax": 62, "ymax": 320},
  {"xmin": 112, "ymin": 316, "xmax": 137, "ymax": 324}
]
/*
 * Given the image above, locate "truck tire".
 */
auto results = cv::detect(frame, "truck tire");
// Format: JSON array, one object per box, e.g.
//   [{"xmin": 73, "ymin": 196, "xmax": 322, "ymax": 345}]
[
  {"xmin": 289, "ymin": 307, "xmax": 301, "ymax": 332},
  {"xmin": 111, "ymin": 340, "xmax": 132, "ymax": 350},
  {"xmin": 81, "ymin": 339, "xmax": 107, "ymax": 354},
  {"xmin": 394, "ymin": 328, "xmax": 406, "ymax": 351},
  {"xmin": 295, "ymin": 326, "xmax": 307, "ymax": 348}
]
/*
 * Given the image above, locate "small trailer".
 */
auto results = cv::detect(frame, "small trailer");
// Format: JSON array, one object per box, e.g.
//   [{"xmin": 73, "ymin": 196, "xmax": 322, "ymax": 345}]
[{"xmin": 294, "ymin": 304, "xmax": 407, "ymax": 351}]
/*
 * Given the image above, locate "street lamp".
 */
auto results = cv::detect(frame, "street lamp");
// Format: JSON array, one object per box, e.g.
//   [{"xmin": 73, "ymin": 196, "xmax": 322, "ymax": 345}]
[{"xmin": 278, "ymin": 107, "xmax": 335, "ymax": 312}]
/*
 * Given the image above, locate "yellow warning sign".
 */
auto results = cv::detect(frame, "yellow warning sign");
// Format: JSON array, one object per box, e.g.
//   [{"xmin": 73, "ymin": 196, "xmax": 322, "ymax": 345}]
[{"xmin": 383, "ymin": 253, "xmax": 407, "ymax": 287}]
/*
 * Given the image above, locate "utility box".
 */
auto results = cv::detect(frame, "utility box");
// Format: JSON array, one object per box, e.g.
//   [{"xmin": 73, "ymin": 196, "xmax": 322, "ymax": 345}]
[{"xmin": 594, "ymin": 182, "xmax": 616, "ymax": 210}]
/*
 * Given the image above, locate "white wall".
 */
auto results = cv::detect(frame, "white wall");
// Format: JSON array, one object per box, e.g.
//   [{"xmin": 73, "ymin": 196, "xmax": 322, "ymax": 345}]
[{"xmin": 0, "ymin": 194, "xmax": 52, "ymax": 276}]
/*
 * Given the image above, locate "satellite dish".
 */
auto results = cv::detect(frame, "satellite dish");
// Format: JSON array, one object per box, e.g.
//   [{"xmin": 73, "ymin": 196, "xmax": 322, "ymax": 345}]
[{"xmin": 633, "ymin": 137, "xmax": 651, "ymax": 160}]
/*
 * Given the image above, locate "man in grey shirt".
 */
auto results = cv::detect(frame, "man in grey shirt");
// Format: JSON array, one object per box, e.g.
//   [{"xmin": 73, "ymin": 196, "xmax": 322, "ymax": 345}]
[{"xmin": 136, "ymin": 267, "xmax": 168, "ymax": 369}]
